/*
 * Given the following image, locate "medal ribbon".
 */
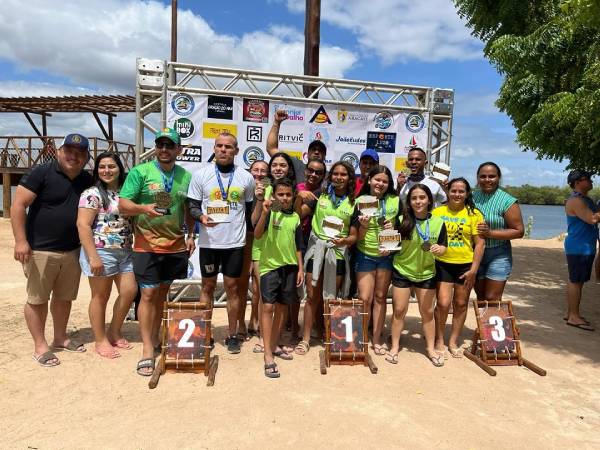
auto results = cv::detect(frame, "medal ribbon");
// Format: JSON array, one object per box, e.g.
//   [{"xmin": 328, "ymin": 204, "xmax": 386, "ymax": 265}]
[
  {"xmin": 415, "ymin": 218, "xmax": 430, "ymax": 243},
  {"xmin": 154, "ymin": 161, "xmax": 175, "ymax": 193},
  {"xmin": 215, "ymin": 166, "xmax": 236, "ymax": 202},
  {"xmin": 379, "ymin": 196, "xmax": 387, "ymax": 219},
  {"xmin": 328, "ymin": 184, "xmax": 347, "ymax": 209}
]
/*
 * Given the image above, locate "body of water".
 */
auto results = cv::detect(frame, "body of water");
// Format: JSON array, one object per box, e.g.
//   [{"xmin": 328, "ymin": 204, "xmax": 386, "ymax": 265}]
[{"xmin": 520, "ymin": 204, "xmax": 566, "ymax": 239}]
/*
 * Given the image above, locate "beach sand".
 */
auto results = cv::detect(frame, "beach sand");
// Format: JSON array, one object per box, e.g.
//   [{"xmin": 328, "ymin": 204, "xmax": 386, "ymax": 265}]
[{"xmin": 1, "ymin": 218, "xmax": 598, "ymax": 449}]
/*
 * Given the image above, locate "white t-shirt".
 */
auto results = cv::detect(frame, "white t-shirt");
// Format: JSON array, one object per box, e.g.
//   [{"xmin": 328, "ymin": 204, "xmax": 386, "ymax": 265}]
[
  {"xmin": 187, "ymin": 164, "xmax": 255, "ymax": 249},
  {"xmin": 399, "ymin": 176, "xmax": 447, "ymax": 208}
]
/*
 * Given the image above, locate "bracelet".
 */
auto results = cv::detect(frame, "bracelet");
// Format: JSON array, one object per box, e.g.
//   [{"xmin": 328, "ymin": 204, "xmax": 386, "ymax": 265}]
[{"xmin": 187, "ymin": 234, "xmax": 197, "ymax": 239}]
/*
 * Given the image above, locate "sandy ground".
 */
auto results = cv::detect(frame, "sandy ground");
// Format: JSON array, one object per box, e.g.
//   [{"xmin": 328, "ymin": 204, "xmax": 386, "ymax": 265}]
[{"xmin": 1, "ymin": 218, "xmax": 599, "ymax": 449}]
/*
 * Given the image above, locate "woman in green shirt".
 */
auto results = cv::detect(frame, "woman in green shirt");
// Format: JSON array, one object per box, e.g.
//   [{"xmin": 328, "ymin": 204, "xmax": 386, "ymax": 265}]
[
  {"xmin": 295, "ymin": 161, "xmax": 357, "ymax": 355},
  {"xmin": 385, "ymin": 184, "xmax": 448, "ymax": 367},
  {"xmin": 351, "ymin": 165, "xmax": 400, "ymax": 356}
]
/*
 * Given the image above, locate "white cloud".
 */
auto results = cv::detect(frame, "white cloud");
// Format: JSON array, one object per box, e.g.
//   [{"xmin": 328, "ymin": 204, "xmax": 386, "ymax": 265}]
[
  {"xmin": 0, "ymin": 0, "xmax": 357, "ymax": 92},
  {"xmin": 287, "ymin": 0, "xmax": 482, "ymax": 63}
]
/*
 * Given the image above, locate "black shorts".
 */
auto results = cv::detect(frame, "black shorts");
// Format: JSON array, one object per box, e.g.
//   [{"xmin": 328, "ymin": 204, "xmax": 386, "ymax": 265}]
[
  {"xmin": 392, "ymin": 269, "xmax": 436, "ymax": 289},
  {"xmin": 199, "ymin": 247, "xmax": 244, "ymax": 278},
  {"xmin": 305, "ymin": 258, "xmax": 346, "ymax": 276},
  {"xmin": 260, "ymin": 265, "xmax": 299, "ymax": 305},
  {"xmin": 566, "ymin": 254, "xmax": 595, "ymax": 283},
  {"xmin": 132, "ymin": 251, "xmax": 189, "ymax": 287},
  {"xmin": 436, "ymin": 261, "xmax": 472, "ymax": 285}
]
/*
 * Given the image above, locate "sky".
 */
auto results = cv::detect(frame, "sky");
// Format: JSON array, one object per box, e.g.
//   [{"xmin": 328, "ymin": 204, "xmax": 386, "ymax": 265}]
[{"xmin": 0, "ymin": 0, "xmax": 570, "ymax": 186}]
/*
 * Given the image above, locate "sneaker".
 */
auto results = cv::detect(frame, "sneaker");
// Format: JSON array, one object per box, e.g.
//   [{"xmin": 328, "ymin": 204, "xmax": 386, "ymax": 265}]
[{"xmin": 225, "ymin": 335, "xmax": 241, "ymax": 354}]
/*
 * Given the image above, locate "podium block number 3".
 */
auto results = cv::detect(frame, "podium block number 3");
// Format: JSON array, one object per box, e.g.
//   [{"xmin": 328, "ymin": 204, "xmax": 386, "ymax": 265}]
[{"xmin": 489, "ymin": 315, "xmax": 506, "ymax": 342}]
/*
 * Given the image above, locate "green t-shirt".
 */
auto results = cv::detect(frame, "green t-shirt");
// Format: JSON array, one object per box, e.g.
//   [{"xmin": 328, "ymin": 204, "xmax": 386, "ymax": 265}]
[
  {"xmin": 252, "ymin": 184, "xmax": 272, "ymax": 261},
  {"xmin": 354, "ymin": 194, "xmax": 401, "ymax": 257},
  {"xmin": 393, "ymin": 215, "xmax": 446, "ymax": 282},
  {"xmin": 311, "ymin": 193, "xmax": 355, "ymax": 259},
  {"xmin": 120, "ymin": 161, "xmax": 191, "ymax": 253},
  {"xmin": 259, "ymin": 210, "xmax": 302, "ymax": 275}
]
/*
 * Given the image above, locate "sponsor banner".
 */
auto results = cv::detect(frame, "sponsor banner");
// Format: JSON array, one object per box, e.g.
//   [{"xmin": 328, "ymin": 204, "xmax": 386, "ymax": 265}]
[
  {"xmin": 171, "ymin": 93, "xmax": 196, "ymax": 117},
  {"xmin": 309, "ymin": 105, "xmax": 335, "ymax": 125},
  {"xmin": 282, "ymin": 150, "xmax": 304, "ymax": 163},
  {"xmin": 241, "ymin": 146, "xmax": 265, "ymax": 169},
  {"xmin": 394, "ymin": 156, "xmax": 408, "ymax": 173},
  {"xmin": 271, "ymin": 102, "xmax": 305, "ymax": 122},
  {"xmin": 338, "ymin": 151, "xmax": 360, "ymax": 172},
  {"xmin": 207, "ymin": 95, "xmax": 234, "ymax": 120},
  {"xmin": 243, "ymin": 98, "xmax": 269, "ymax": 123},
  {"xmin": 366, "ymin": 131, "xmax": 397, "ymax": 153},
  {"xmin": 337, "ymin": 109, "xmax": 368, "ymax": 126},
  {"xmin": 245, "ymin": 125, "xmax": 263, "ymax": 143},
  {"xmin": 172, "ymin": 117, "xmax": 195, "ymax": 140},
  {"xmin": 309, "ymin": 126, "xmax": 332, "ymax": 148},
  {"xmin": 202, "ymin": 122, "xmax": 237, "ymax": 139}
]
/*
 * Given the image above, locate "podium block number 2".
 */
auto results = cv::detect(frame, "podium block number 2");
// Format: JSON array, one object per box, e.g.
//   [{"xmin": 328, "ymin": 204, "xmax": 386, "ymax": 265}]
[{"xmin": 178, "ymin": 319, "xmax": 196, "ymax": 348}]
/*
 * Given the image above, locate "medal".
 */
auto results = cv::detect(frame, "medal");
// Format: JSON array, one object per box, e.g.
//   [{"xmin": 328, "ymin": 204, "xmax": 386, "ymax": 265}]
[
  {"xmin": 154, "ymin": 190, "xmax": 172, "ymax": 215},
  {"xmin": 154, "ymin": 161, "xmax": 175, "ymax": 193},
  {"xmin": 260, "ymin": 177, "xmax": 271, "ymax": 187},
  {"xmin": 270, "ymin": 198, "xmax": 282, "ymax": 212},
  {"xmin": 215, "ymin": 166, "xmax": 236, "ymax": 202},
  {"xmin": 421, "ymin": 241, "xmax": 432, "ymax": 251},
  {"xmin": 415, "ymin": 218, "xmax": 431, "ymax": 252},
  {"xmin": 377, "ymin": 217, "xmax": 386, "ymax": 227}
]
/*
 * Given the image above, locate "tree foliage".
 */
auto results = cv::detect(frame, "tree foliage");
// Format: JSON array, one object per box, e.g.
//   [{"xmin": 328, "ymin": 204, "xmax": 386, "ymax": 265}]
[
  {"xmin": 455, "ymin": 0, "xmax": 600, "ymax": 171},
  {"xmin": 504, "ymin": 184, "xmax": 600, "ymax": 205}
]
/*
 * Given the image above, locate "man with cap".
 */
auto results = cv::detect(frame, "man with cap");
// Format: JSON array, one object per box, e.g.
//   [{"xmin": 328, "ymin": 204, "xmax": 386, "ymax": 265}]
[
  {"xmin": 11, "ymin": 133, "xmax": 93, "ymax": 367},
  {"xmin": 119, "ymin": 128, "xmax": 195, "ymax": 375},
  {"xmin": 397, "ymin": 146, "xmax": 447, "ymax": 207},
  {"xmin": 564, "ymin": 169, "xmax": 599, "ymax": 331},
  {"xmin": 267, "ymin": 109, "xmax": 327, "ymax": 183},
  {"xmin": 355, "ymin": 149, "xmax": 379, "ymax": 194}
]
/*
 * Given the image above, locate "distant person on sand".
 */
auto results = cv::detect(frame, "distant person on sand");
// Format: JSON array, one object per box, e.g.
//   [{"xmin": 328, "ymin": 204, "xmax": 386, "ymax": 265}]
[
  {"xmin": 11, "ymin": 133, "xmax": 93, "ymax": 367},
  {"xmin": 564, "ymin": 170, "xmax": 599, "ymax": 331}
]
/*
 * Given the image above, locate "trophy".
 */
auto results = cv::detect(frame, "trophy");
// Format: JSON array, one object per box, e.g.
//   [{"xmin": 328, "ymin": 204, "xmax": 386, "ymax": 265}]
[{"xmin": 154, "ymin": 191, "xmax": 172, "ymax": 215}]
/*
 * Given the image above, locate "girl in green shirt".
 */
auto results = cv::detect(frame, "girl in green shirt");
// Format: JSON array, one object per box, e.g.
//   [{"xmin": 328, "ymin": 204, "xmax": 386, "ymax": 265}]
[
  {"xmin": 350, "ymin": 165, "xmax": 400, "ymax": 356},
  {"xmin": 385, "ymin": 184, "xmax": 447, "ymax": 367}
]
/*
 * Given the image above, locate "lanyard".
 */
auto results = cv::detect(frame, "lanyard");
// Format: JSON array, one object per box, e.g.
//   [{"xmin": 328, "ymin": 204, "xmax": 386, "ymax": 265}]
[
  {"xmin": 215, "ymin": 165, "xmax": 235, "ymax": 202},
  {"xmin": 415, "ymin": 218, "xmax": 430, "ymax": 242},
  {"xmin": 328, "ymin": 184, "xmax": 347, "ymax": 209},
  {"xmin": 154, "ymin": 161, "xmax": 175, "ymax": 193},
  {"xmin": 379, "ymin": 196, "xmax": 387, "ymax": 219}
]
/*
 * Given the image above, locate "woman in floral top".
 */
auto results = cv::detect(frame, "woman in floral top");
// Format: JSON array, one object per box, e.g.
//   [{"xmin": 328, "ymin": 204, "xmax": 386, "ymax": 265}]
[{"xmin": 76, "ymin": 152, "xmax": 137, "ymax": 358}]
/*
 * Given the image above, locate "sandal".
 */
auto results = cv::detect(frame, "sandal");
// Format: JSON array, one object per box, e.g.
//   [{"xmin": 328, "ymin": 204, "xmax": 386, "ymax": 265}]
[
  {"xmin": 237, "ymin": 332, "xmax": 250, "ymax": 342},
  {"xmin": 372, "ymin": 344, "xmax": 386, "ymax": 356},
  {"xmin": 294, "ymin": 340, "xmax": 310, "ymax": 355},
  {"xmin": 136, "ymin": 358, "xmax": 155, "ymax": 376},
  {"xmin": 429, "ymin": 353, "xmax": 445, "ymax": 367},
  {"xmin": 264, "ymin": 362, "xmax": 280, "ymax": 378},
  {"xmin": 110, "ymin": 338, "xmax": 133, "ymax": 350},
  {"xmin": 248, "ymin": 328, "xmax": 259, "ymax": 338},
  {"xmin": 52, "ymin": 341, "xmax": 86, "ymax": 353},
  {"xmin": 253, "ymin": 343, "xmax": 264, "ymax": 353},
  {"xmin": 448, "ymin": 346, "xmax": 463, "ymax": 358},
  {"xmin": 385, "ymin": 352, "xmax": 399, "ymax": 364},
  {"xmin": 32, "ymin": 351, "xmax": 60, "ymax": 367},
  {"xmin": 273, "ymin": 349, "xmax": 294, "ymax": 361}
]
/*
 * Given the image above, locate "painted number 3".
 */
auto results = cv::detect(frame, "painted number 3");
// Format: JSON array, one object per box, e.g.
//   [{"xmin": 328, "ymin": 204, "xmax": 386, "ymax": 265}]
[
  {"xmin": 178, "ymin": 318, "xmax": 196, "ymax": 348},
  {"xmin": 341, "ymin": 316, "xmax": 353, "ymax": 343},
  {"xmin": 488, "ymin": 315, "xmax": 506, "ymax": 342}
]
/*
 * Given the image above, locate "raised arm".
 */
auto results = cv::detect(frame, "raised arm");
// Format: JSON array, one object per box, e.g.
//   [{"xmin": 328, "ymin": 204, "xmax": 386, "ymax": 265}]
[{"xmin": 266, "ymin": 109, "xmax": 288, "ymax": 157}]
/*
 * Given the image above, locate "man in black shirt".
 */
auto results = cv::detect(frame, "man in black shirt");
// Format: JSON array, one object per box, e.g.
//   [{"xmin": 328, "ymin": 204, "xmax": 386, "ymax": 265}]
[{"xmin": 11, "ymin": 133, "xmax": 93, "ymax": 367}]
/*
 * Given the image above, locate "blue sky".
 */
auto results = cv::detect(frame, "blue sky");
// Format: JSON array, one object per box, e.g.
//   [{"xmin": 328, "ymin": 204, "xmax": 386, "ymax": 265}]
[{"xmin": 0, "ymin": 0, "xmax": 569, "ymax": 186}]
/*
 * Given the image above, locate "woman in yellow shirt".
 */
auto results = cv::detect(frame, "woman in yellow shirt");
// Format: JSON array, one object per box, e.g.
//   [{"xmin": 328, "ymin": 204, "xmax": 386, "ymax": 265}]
[{"xmin": 432, "ymin": 178, "xmax": 485, "ymax": 357}]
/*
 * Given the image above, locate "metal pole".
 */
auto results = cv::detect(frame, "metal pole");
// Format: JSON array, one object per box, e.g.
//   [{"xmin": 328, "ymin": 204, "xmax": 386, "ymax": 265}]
[
  {"xmin": 303, "ymin": 0, "xmax": 320, "ymax": 98},
  {"xmin": 171, "ymin": 0, "xmax": 177, "ymax": 63}
]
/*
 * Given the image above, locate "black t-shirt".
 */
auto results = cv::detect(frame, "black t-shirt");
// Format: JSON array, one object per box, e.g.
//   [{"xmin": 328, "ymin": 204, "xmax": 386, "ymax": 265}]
[{"xmin": 19, "ymin": 161, "xmax": 93, "ymax": 251}]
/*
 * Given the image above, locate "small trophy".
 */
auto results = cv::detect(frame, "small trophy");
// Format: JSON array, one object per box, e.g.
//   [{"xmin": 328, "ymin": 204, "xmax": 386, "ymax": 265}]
[{"xmin": 154, "ymin": 191, "xmax": 172, "ymax": 215}]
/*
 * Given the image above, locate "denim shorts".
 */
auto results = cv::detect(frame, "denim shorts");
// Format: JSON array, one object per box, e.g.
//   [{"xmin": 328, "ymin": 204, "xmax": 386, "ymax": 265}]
[
  {"xmin": 477, "ymin": 244, "xmax": 512, "ymax": 281},
  {"xmin": 355, "ymin": 249, "xmax": 393, "ymax": 272},
  {"xmin": 80, "ymin": 247, "xmax": 133, "ymax": 277}
]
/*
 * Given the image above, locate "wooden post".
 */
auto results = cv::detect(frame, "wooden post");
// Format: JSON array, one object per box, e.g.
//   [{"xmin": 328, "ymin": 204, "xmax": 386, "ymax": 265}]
[
  {"xmin": 171, "ymin": 0, "xmax": 178, "ymax": 63},
  {"xmin": 303, "ymin": 0, "xmax": 320, "ymax": 98},
  {"xmin": 2, "ymin": 173, "xmax": 11, "ymax": 219}
]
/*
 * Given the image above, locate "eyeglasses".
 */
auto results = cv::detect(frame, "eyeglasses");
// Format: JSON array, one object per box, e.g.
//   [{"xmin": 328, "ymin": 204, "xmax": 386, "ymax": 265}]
[
  {"xmin": 305, "ymin": 168, "xmax": 324, "ymax": 176},
  {"xmin": 156, "ymin": 141, "xmax": 176, "ymax": 150}
]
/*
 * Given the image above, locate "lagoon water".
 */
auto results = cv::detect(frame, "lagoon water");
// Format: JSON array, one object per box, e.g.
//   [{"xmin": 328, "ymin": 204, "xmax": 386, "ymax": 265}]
[{"xmin": 520, "ymin": 204, "xmax": 566, "ymax": 239}]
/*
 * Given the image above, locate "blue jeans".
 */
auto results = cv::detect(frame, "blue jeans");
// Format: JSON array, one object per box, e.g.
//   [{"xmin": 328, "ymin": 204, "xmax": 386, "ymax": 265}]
[
  {"xmin": 80, "ymin": 248, "xmax": 133, "ymax": 277},
  {"xmin": 355, "ymin": 249, "xmax": 393, "ymax": 272},
  {"xmin": 477, "ymin": 244, "xmax": 512, "ymax": 281}
]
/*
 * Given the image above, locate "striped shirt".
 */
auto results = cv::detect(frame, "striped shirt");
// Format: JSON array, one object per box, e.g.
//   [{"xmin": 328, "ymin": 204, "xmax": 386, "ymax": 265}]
[{"xmin": 472, "ymin": 188, "xmax": 518, "ymax": 248}]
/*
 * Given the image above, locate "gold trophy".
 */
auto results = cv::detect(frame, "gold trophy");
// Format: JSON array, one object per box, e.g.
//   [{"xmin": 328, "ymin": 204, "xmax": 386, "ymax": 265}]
[{"xmin": 154, "ymin": 191, "xmax": 172, "ymax": 215}]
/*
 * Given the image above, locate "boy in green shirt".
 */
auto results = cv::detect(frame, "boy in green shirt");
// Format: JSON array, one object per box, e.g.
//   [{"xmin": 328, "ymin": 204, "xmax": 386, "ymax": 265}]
[{"xmin": 254, "ymin": 178, "xmax": 304, "ymax": 378}]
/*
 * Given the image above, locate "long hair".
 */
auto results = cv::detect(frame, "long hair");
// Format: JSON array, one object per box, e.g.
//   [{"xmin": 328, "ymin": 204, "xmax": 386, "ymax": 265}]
[
  {"xmin": 447, "ymin": 177, "xmax": 478, "ymax": 215},
  {"xmin": 358, "ymin": 165, "xmax": 395, "ymax": 198},
  {"xmin": 92, "ymin": 151, "xmax": 125, "ymax": 209},
  {"xmin": 397, "ymin": 183, "xmax": 433, "ymax": 240},
  {"xmin": 327, "ymin": 160, "xmax": 356, "ymax": 205},
  {"xmin": 268, "ymin": 152, "xmax": 297, "ymax": 185}
]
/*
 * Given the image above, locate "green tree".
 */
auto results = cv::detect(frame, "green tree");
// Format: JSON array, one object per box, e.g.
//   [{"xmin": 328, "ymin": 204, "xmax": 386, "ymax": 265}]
[{"xmin": 455, "ymin": 0, "xmax": 600, "ymax": 171}]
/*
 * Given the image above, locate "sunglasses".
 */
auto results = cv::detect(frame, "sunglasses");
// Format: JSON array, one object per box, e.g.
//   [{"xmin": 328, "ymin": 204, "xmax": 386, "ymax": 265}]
[
  {"xmin": 156, "ymin": 141, "xmax": 176, "ymax": 150},
  {"xmin": 305, "ymin": 167, "xmax": 324, "ymax": 176}
]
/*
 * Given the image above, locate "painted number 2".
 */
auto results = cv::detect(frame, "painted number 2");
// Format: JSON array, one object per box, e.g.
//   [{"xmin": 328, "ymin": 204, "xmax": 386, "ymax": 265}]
[
  {"xmin": 488, "ymin": 316, "xmax": 506, "ymax": 342},
  {"xmin": 178, "ymin": 318, "xmax": 196, "ymax": 348},
  {"xmin": 341, "ymin": 316, "xmax": 353, "ymax": 342}
]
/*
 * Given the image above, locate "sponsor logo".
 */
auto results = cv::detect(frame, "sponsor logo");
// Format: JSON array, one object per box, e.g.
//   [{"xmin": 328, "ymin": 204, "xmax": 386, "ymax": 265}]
[
  {"xmin": 243, "ymin": 146, "xmax": 265, "ymax": 167},
  {"xmin": 404, "ymin": 135, "xmax": 419, "ymax": 150},
  {"xmin": 243, "ymin": 98, "xmax": 269, "ymax": 123},
  {"xmin": 173, "ymin": 118, "xmax": 195, "ymax": 139},
  {"xmin": 366, "ymin": 132, "xmax": 396, "ymax": 154},
  {"xmin": 279, "ymin": 131, "xmax": 304, "ymax": 144},
  {"xmin": 394, "ymin": 157, "xmax": 408, "ymax": 172},
  {"xmin": 405, "ymin": 112, "xmax": 425, "ymax": 133},
  {"xmin": 338, "ymin": 109, "xmax": 369, "ymax": 125},
  {"xmin": 72, "ymin": 135, "xmax": 81, "ymax": 143},
  {"xmin": 340, "ymin": 152, "xmax": 359, "ymax": 170},
  {"xmin": 272, "ymin": 104, "xmax": 304, "ymax": 121},
  {"xmin": 177, "ymin": 145, "xmax": 202, "ymax": 163},
  {"xmin": 171, "ymin": 93, "xmax": 195, "ymax": 116},
  {"xmin": 374, "ymin": 110, "xmax": 394, "ymax": 130},
  {"xmin": 283, "ymin": 150, "xmax": 304, "ymax": 162},
  {"xmin": 335, "ymin": 135, "xmax": 366, "ymax": 146},
  {"xmin": 246, "ymin": 125, "xmax": 263, "ymax": 142},
  {"xmin": 309, "ymin": 127, "xmax": 330, "ymax": 146},
  {"xmin": 202, "ymin": 122, "xmax": 237, "ymax": 139},
  {"xmin": 207, "ymin": 96, "xmax": 234, "ymax": 120},
  {"xmin": 309, "ymin": 105, "xmax": 332, "ymax": 124}
]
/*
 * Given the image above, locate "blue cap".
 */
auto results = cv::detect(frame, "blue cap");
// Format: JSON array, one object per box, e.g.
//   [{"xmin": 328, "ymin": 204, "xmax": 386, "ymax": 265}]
[
  {"xmin": 360, "ymin": 148, "xmax": 379, "ymax": 162},
  {"xmin": 61, "ymin": 133, "xmax": 89, "ymax": 151}
]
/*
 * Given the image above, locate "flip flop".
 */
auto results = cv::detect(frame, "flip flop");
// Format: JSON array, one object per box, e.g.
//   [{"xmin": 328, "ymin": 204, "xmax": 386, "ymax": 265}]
[
  {"xmin": 264, "ymin": 362, "xmax": 280, "ymax": 378},
  {"xmin": 372, "ymin": 344, "xmax": 386, "ymax": 356},
  {"xmin": 448, "ymin": 346, "xmax": 463, "ymax": 358},
  {"xmin": 110, "ymin": 338, "xmax": 133, "ymax": 350},
  {"xmin": 33, "ymin": 351, "xmax": 60, "ymax": 367},
  {"xmin": 95, "ymin": 345, "xmax": 121, "ymax": 359},
  {"xmin": 273, "ymin": 349, "xmax": 294, "ymax": 361},
  {"xmin": 137, "ymin": 358, "xmax": 155, "ymax": 376},
  {"xmin": 566, "ymin": 322, "xmax": 595, "ymax": 331},
  {"xmin": 563, "ymin": 317, "xmax": 591, "ymax": 325},
  {"xmin": 279, "ymin": 344, "xmax": 294, "ymax": 354},
  {"xmin": 385, "ymin": 352, "xmax": 399, "ymax": 364},
  {"xmin": 253, "ymin": 343, "xmax": 264, "ymax": 353},
  {"xmin": 429, "ymin": 353, "xmax": 445, "ymax": 367},
  {"xmin": 52, "ymin": 341, "xmax": 86, "ymax": 353}
]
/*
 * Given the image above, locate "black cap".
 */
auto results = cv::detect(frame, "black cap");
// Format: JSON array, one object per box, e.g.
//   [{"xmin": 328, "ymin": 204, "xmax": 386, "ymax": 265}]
[
  {"xmin": 567, "ymin": 169, "xmax": 591, "ymax": 187},
  {"xmin": 308, "ymin": 140, "xmax": 327, "ymax": 154}
]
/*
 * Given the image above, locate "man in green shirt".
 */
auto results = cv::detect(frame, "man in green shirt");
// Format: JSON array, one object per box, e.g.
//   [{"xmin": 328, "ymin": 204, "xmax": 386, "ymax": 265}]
[{"xmin": 119, "ymin": 128, "xmax": 195, "ymax": 376}]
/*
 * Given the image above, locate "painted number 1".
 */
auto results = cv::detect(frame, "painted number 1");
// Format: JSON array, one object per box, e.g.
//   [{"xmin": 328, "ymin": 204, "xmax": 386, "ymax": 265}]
[
  {"xmin": 178, "ymin": 318, "xmax": 195, "ymax": 348},
  {"xmin": 341, "ymin": 316, "xmax": 353, "ymax": 342},
  {"xmin": 488, "ymin": 316, "xmax": 506, "ymax": 342}
]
